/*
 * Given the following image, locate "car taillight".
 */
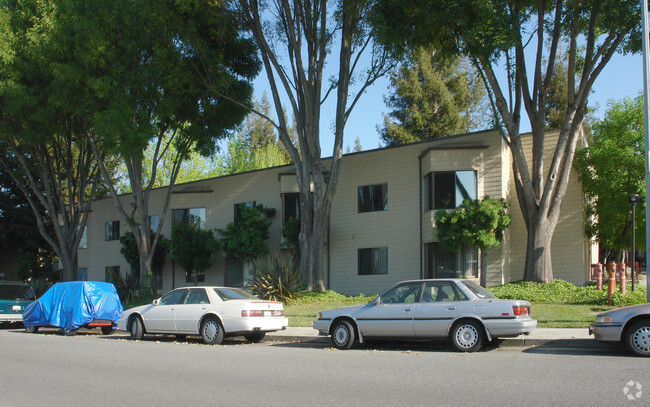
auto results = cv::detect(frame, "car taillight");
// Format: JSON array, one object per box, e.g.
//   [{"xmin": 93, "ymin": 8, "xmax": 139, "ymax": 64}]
[
  {"xmin": 241, "ymin": 310, "xmax": 284, "ymax": 317},
  {"xmin": 512, "ymin": 305, "xmax": 529, "ymax": 316}
]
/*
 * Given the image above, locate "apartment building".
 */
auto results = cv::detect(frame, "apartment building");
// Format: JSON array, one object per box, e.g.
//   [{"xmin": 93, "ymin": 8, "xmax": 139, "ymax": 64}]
[{"xmin": 77, "ymin": 129, "xmax": 595, "ymax": 295}]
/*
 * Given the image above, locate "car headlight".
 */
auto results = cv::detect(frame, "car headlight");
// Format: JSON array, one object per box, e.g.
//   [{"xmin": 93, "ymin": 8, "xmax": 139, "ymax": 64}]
[
  {"xmin": 595, "ymin": 315, "xmax": 613, "ymax": 323},
  {"xmin": 317, "ymin": 312, "xmax": 322, "ymax": 319}
]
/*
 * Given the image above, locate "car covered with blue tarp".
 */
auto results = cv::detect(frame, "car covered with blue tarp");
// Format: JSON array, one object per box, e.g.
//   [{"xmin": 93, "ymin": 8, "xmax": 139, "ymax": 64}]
[{"xmin": 23, "ymin": 281, "xmax": 123, "ymax": 335}]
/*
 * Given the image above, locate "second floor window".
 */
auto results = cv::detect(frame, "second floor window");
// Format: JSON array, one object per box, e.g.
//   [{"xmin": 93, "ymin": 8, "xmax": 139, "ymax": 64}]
[
  {"xmin": 424, "ymin": 171, "xmax": 477, "ymax": 211},
  {"xmin": 358, "ymin": 184, "xmax": 388, "ymax": 213},
  {"xmin": 172, "ymin": 208, "xmax": 206, "ymax": 230},
  {"xmin": 105, "ymin": 221, "xmax": 119, "ymax": 241}
]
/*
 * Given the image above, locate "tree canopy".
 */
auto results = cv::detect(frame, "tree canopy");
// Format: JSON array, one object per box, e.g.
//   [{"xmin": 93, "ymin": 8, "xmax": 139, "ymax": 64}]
[{"xmin": 574, "ymin": 94, "xmax": 645, "ymax": 256}]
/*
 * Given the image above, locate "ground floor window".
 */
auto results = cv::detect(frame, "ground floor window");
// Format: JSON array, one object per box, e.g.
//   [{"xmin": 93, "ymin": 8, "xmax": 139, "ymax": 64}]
[
  {"xmin": 358, "ymin": 247, "xmax": 388, "ymax": 275},
  {"xmin": 424, "ymin": 243, "xmax": 477, "ymax": 278}
]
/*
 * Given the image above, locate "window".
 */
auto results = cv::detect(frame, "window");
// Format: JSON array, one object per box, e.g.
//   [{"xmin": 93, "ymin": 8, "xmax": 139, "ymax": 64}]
[
  {"xmin": 105, "ymin": 266, "xmax": 120, "ymax": 283},
  {"xmin": 185, "ymin": 271, "xmax": 206, "ymax": 284},
  {"xmin": 172, "ymin": 208, "xmax": 206, "ymax": 230},
  {"xmin": 424, "ymin": 242, "xmax": 478, "ymax": 278},
  {"xmin": 184, "ymin": 288, "xmax": 210, "ymax": 304},
  {"xmin": 424, "ymin": 171, "xmax": 477, "ymax": 211},
  {"xmin": 77, "ymin": 268, "xmax": 87, "ymax": 281},
  {"xmin": 105, "ymin": 221, "xmax": 120, "ymax": 241},
  {"xmin": 420, "ymin": 281, "xmax": 467, "ymax": 302},
  {"xmin": 358, "ymin": 247, "xmax": 388, "ymax": 275},
  {"xmin": 79, "ymin": 226, "xmax": 87, "ymax": 249},
  {"xmin": 380, "ymin": 282, "xmax": 422, "ymax": 304},
  {"xmin": 150, "ymin": 215, "xmax": 159, "ymax": 233},
  {"xmin": 282, "ymin": 193, "xmax": 300, "ymax": 223},
  {"xmin": 358, "ymin": 184, "xmax": 388, "ymax": 213},
  {"xmin": 234, "ymin": 201, "xmax": 256, "ymax": 222},
  {"xmin": 159, "ymin": 289, "xmax": 188, "ymax": 305}
]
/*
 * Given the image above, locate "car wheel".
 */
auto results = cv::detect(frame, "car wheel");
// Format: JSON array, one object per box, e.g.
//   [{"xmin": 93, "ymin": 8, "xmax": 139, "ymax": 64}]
[
  {"xmin": 101, "ymin": 326, "xmax": 114, "ymax": 335},
  {"xmin": 625, "ymin": 319, "xmax": 650, "ymax": 357},
  {"xmin": 244, "ymin": 331, "xmax": 266, "ymax": 343},
  {"xmin": 331, "ymin": 320, "xmax": 355, "ymax": 350},
  {"xmin": 451, "ymin": 320, "xmax": 484, "ymax": 352},
  {"xmin": 63, "ymin": 328, "xmax": 78, "ymax": 336},
  {"xmin": 201, "ymin": 317, "xmax": 224, "ymax": 345},
  {"xmin": 129, "ymin": 316, "xmax": 144, "ymax": 340},
  {"xmin": 24, "ymin": 326, "xmax": 39, "ymax": 334}
]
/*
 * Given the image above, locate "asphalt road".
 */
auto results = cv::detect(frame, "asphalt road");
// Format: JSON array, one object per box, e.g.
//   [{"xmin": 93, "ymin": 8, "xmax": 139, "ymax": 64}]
[{"xmin": 1, "ymin": 328, "xmax": 648, "ymax": 407}]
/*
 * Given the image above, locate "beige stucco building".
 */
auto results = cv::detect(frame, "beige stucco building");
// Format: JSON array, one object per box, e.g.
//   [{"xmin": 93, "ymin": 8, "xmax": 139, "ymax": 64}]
[{"xmin": 77, "ymin": 129, "xmax": 596, "ymax": 295}]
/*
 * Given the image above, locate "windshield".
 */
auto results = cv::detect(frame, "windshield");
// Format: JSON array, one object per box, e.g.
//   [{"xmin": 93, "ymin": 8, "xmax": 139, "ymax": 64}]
[
  {"xmin": 461, "ymin": 280, "xmax": 497, "ymax": 299},
  {"xmin": 0, "ymin": 284, "xmax": 35, "ymax": 301},
  {"xmin": 214, "ymin": 288, "xmax": 259, "ymax": 301}
]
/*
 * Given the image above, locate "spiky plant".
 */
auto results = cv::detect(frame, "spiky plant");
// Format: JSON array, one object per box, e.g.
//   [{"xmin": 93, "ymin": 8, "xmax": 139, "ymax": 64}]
[{"xmin": 248, "ymin": 254, "xmax": 305, "ymax": 303}]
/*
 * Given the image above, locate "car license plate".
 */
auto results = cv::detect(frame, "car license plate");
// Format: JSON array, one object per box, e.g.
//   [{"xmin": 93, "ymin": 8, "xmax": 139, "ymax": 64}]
[
  {"xmin": 12, "ymin": 305, "xmax": 22, "ymax": 311},
  {"xmin": 264, "ymin": 311, "xmax": 271, "ymax": 317}
]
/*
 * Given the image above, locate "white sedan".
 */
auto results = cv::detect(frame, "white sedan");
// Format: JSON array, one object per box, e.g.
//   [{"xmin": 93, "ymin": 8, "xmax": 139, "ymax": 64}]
[
  {"xmin": 313, "ymin": 279, "xmax": 537, "ymax": 352},
  {"xmin": 118, "ymin": 286, "xmax": 288, "ymax": 344}
]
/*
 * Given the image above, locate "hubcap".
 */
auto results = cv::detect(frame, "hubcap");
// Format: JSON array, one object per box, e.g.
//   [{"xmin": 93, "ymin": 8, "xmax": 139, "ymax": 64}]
[
  {"xmin": 456, "ymin": 324, "xmax": 479, "ymax": 348},
  {"xmin": 204, "ymin": 321, "xmax": 218, "ymax": 341},
  {"xmin": 632, "ymin": 326, "xmax": 650, "ymax": 354},
  {"xmin": 333, "ymin": 325, "xmax": 349, "ymax": 346}
]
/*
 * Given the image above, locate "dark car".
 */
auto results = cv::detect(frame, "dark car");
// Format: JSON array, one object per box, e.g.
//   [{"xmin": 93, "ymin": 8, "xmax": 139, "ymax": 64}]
[
  {"xmin": 23, "ymin": 281, "xmax": 123, "ymax": 335},
  {"xmin": 0, "ymin": 282, "xmax": 36, "ymax": 325}
]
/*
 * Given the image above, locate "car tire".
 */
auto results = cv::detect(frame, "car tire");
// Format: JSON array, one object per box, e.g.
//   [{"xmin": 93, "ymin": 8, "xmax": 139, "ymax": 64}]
[
  {"xmin": 244, "ymin": 331, "xmax": 266, "ymax": 343},
  {"xmin": 129, "ymin": 316, "xmax": 144, "ymax": 341},
  {"xmin": 101, "ymin": 326, "xmax": 114, "ymax": 335},
  {"xmin": 625, "ymin": 319, "xmax": 650, "ymax": 357},
  {"xmin": 331, "ymin": 320, "xmax": 355, "ymax": 350},
  {"xmin": 201, "ymin": 317, "xmax": 224, "ymax": 345},
  {"xmin": 63, "ymin": 328, "xmax": 78, "ymax": 336},
  {"xmin": 450, "ymin": 320, "xmax": 484, "ymax": 352},
  {"xmin": 24, "ymin": 326, "xmax": 39, "ymax": 334}
]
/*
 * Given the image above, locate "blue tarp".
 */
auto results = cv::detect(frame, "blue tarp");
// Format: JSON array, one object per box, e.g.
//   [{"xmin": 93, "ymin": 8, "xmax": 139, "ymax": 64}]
[{"xmin": 23, "ymin": 281, "xmax": 123, "ymax": 330}]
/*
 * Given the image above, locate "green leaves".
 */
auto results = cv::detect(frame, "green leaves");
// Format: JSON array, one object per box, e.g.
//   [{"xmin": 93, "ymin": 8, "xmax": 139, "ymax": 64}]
[
  {"xmin": 248, "ymin": 254, "xmax": 305, "ymax": 304},
  {"xmin": 435, "ymin": 197, "xmax": 511, "ymax": 252},
  {"xmin": 216, "ymin": 204, "xmax": 276, "ymax": 263},
  {"xmin": 170, "ymin": 223, "xmax": 218, "ymax": 282}
]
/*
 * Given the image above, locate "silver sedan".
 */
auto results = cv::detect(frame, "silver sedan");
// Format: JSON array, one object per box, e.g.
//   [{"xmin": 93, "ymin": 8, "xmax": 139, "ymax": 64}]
[
  {"xmin": 589, "ymin": 303, "xmax": 650, "ymax": 357},
  {"xmin": 313, "ymin": 279, "xmax": 537, "ymax": 352}
]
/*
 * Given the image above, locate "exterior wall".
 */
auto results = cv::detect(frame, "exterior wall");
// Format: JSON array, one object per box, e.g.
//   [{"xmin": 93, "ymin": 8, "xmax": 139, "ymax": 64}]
[{"xmin": 78, "ymin": 129, "xmax": 592, "ymax": 295}]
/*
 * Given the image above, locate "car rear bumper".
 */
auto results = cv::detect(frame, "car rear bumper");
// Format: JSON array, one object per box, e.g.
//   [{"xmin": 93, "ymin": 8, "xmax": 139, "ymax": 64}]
[
  {"xmin": 0, "ymin": 313, "xmax": 24, "ymax": 323},
  {"xmin": 484, "ymin": 317, "xmax": 537, "ymax": 337},
  {"xmin": 589, "ymin": 323, "xmax": 623, "ymax": 342},
  {"xmin": 226, "ymin": 317, "xmax": 289, "ymax": 334}
]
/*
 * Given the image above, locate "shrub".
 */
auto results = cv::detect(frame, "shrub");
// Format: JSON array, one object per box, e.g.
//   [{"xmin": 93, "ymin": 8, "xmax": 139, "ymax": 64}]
[
  {"xmin": 489, "ymin": 279, "xmax": 647, "ymax": 307},
  {"xmin": 114, "ymin": 269, "xmax": 140, "ymax": 303},
  {"xmin": 248, "ymin": 254, "xmax": 305, "ymax": 303}
]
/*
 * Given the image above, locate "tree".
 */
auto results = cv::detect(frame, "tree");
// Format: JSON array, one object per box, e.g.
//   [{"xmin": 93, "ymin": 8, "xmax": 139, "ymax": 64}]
[
  {"xmin": 119, "ymin": 231, "xmax": 170, "ymax": 286},
  {"xmin": 435, "ymin": 197, "xmax": 511, "ymax": 286},
  {"xmin": 381, "ymin": 46, "xmax": 490, "ymax": 146},
  {"xmin": 0, "ymin": 1, "xmax": 108, "ymax": 280},
  {"xmin": 34, "ymin": 0, "xmax": 260, "ymax": 289},
  {"xmin": 170, "ymin": 224, "xmax": 218, "ymax": 286},
  {"xmin": 216, "ymin": 204, "xmax": 276, "ymax": 264},
  {"xmin": 232, "ymin": 0, "xmax": 394, "ymax": 290},
  {"xmin": 574, "ymin": 95, "xmax": 645, "ymax": 259},
  {"xmin": 373, "ymin": 0, "xmax": 641, "ymax": 282}
]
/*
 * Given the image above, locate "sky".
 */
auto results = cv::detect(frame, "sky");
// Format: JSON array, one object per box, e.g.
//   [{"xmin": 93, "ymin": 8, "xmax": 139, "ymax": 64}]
[{"xmin": 251, "ymin": 51, "xmax": 644, "ymax": 157}]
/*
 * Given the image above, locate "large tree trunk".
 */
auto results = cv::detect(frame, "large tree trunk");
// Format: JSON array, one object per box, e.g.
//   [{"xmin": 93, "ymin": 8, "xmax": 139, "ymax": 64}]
[{"xmin": 523, "ymin": 216, "xmax": 555, "ymax": 283}]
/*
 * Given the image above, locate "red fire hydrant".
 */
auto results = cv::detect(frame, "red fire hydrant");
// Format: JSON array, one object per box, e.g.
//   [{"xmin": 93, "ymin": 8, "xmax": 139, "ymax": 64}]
[
  {"xmin": 606, "ymin": 261, "xmax": 617, "ymax": 303},
  {"xmin": 618, "ymin": 262, "xmax": 627, "ymax": 294}
]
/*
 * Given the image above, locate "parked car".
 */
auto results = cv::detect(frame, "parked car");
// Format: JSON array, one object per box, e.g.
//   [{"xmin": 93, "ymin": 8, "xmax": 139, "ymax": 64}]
[
  {"xmin": 589, "ymin": 303, "xmax": 650, "ymax": 357},
  {"xmin": 117, "ymin": 286, "xmax": 288, "ymax": 344},
  {"xmin": 313, "ymin": 279, "xmax": 537, "ymax": 352},
  {"xmin": 23, "ymin": 281, "xmax": 123, "ymax": 335},
  {"xmin": 0, "ymin": 281, "xmax": 36, "ymax": 325}
]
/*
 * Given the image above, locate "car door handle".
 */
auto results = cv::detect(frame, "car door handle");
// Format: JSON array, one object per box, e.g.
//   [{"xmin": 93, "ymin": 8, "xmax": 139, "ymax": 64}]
[
  {"xmin": 447, "ymin": 307, "xmax": 457, "ymax": 311},
  {"xmin": 403, "ymin": 308, "xmax": 411, "ymax": 312}
]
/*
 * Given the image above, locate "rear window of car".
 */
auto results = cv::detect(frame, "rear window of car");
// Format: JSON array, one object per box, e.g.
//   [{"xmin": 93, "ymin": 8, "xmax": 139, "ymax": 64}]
[
  {"xmin": 213, "ymin": 288, "xmax": 259, "ymax": 301},
  {"xmin": 0, "ymin": 285, "xmax": 35, "ymax": 301},
  {"xmin": 461, "ymin": 280, "xmax": 497, "ymax": 299}
]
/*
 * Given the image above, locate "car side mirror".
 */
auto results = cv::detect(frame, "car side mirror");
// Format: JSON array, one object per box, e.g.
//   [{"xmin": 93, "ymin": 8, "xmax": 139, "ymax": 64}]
[{"xmin": 152, "ymin": 299, "xmax": 160, "ymax": 306}]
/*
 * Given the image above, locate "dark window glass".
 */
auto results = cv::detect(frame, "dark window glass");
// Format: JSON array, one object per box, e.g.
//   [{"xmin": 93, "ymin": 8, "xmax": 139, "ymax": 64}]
[
  {"xmin": 358, "ymin": 248, "xmax": 388, "ymax": 275},
  {"xmin": 184, "ymin": 288, "xmax": 210, "ymax": 304},
  {"xmin": 0, "ymin": 285, "xmax": 35, "ymax": 301},
  {"xmin": 380, "ymin": 282, "xmax": 422, "ymax": 304},
  {"xmin": 283, "ymin": 193, "xmax": 300, "ymax": 223},
  {"xmin": 172, "ymin": 208, "xmax": 206, "ymax": 230},
  {"xmin": 423, "ymin": 173, "xmax": 433, "ymax": 211},
  {"xmin": 358, "ymin": 184, "xmax": 388, "ymax": 213},
  {"xmin": 105, "ymin": 221, "xmax": 120, "ymax": 241},
  {"xmin": 159, "ymin": 289, "xmax": 188, "ymax": 305},
  {"xmin": 432, "ymin": 171, "xmax": 477, "ymax": 209},
  {"xmin": 425, "ymin": 243, "xmax": 478, "ymax": 278}
]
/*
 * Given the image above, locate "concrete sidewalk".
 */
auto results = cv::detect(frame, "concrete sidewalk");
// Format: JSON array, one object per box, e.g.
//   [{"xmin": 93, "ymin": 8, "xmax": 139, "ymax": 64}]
[{"xmin": 265, "ymin": 326, "xmax": 602, "ymax": 348}]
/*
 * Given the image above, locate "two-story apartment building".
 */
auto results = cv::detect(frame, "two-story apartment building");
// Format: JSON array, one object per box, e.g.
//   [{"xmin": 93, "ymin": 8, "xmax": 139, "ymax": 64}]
[{"xmin": 77, "ymin": 129, "xmax": 596, "ymax": 295}]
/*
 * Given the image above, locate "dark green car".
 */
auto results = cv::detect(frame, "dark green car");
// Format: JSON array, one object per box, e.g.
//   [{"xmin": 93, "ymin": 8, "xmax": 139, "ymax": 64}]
[{"xmin": 0, "ymin": 282, "xmax": 36, "ymax": 325}]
